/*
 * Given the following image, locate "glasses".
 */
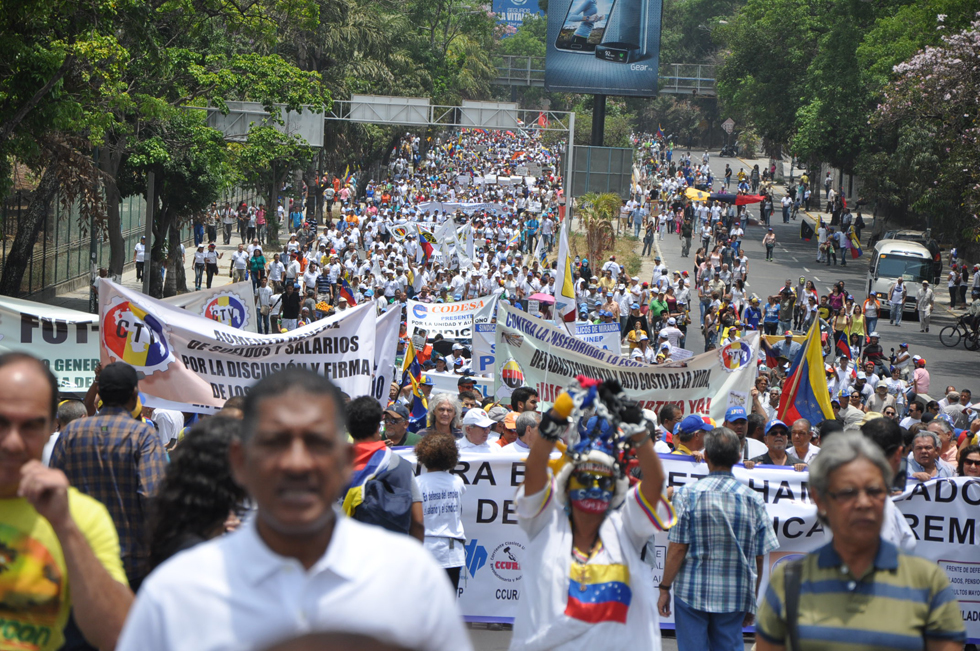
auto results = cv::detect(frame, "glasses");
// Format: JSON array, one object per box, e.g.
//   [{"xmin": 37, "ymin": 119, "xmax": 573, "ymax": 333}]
[
  {"xmin": 384, "ymin": 417, "xmax": 404, "ymax": 425},
  {"xmin": 963, "ymin": 458, "xmax": 980, "ymax": 467},
  {"xmin": 570, "ymin": 472, "xmax": 616, "ymax": 492},
  {"xmin": 825, "ymin": 486, "xmax": 888, "ymax": 503}
]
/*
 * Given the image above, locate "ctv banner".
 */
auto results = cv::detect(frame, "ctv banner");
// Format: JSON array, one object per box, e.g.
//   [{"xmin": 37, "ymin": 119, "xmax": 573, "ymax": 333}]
[
  {"xmin": 396, "ymin": 451, "xmax": 980, "ymax": 642},
  {"xmin": 493, "ymin": 303, "xmax": 758, "ymax": 424},
  {"xmin": 0, "ymin": 296, "xmax": 100, "ymax": 391},
  {"xmin": 407, "ymin": 295, "xmax": 496, "ymax": 340},
  {"xmin": 162, "ymin": 280, "xmax": 258, "ymax": 333},
  {"xmin": 98, "ymin": 280, "xmax": 375, "ymax": 413}
]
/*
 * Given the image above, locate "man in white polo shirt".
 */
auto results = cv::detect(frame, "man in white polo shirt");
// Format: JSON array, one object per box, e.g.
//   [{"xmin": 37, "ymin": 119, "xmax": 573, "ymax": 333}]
[
  {"xmin": 457, "ymin": 408, "xmax": 502, "ymax": 454},
  {"xmin": 116, "ymin": 368, "xmax": 470, "ymax": 651}
]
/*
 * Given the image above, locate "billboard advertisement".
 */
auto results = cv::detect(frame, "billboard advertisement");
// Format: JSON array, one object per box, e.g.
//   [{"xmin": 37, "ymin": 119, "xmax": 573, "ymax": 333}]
[
  {"xmin": 545, "ymin": 0, "xmax": 663, "ymax": 96},
  {"xmin": 492, "ymin": 0, "xmax": 544, "ymax": 31}
]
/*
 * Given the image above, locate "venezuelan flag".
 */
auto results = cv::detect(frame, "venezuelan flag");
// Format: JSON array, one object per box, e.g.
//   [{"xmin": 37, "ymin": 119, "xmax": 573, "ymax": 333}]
[
  {"xmin": 656, "ymin": 124, "xmax": 665, "ymax": 139},
  {"xmin": 565, "ymin": 562, "xmax": 632, "ymax": 624},
  {"xmin": 834, "ymin": 330, "xmax": 851, "ymax": 359},
  {"xmin": 339, "ymin": 278, "xmax": 357, "ymax": 306},
  {"xmin": 507, "ymin": 231, "xmax": 520, "ymax": 249},
  {"xmin": 849, "ymin": 230, "xmax": 863, "ymax": 259},
  {"xmin": 777, "ymin": 320, "xmax": 835, "ymax": 424}
]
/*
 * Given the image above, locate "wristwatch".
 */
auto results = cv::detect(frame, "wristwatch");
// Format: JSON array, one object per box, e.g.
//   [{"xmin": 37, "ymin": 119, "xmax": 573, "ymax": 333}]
[{"xmin": 658, "ymin": 584, "xmax": 671, "ymax": 591}]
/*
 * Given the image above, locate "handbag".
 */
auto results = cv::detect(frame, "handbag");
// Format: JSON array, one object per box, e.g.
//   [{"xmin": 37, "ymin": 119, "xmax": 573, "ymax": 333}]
[{"xmin": 260, "ymin": 305, "xmax": 270, "ymax": 316}]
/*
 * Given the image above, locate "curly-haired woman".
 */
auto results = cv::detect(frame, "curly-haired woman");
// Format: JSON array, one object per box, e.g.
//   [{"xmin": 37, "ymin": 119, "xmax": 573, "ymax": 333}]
[
  {"xmin": 147, "ymin": 417, "xmax": 247, "ymax": 570},
  {"xmin": 415, "ymin": 433, "xmax": 466, "ymax": 591}
]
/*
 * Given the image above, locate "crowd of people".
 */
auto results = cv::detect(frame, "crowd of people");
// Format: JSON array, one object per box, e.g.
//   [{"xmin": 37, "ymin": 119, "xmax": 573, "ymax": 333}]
[{"xmin": 2, "ymin": 125, "xmax": 976, "ymax": 651}]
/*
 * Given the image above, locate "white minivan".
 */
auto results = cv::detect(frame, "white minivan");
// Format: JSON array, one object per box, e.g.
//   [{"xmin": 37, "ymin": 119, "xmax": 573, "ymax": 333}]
[{"xmin": 867, "ymin": 240, "xmax": 933, "ymax": 313}]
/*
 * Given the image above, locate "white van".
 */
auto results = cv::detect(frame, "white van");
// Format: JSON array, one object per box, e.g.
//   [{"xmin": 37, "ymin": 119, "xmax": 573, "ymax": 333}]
[{"xmin": 867, "ymin": 240, "xmax": 933, "ymax": 312}]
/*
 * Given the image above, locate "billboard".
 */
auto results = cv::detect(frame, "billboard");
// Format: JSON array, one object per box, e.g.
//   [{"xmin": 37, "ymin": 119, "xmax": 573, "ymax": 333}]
[
  {"xmin": 492, "ymin": 0, "xmax": 544, "ymax": 31},
  {"xmin": 545, "ymin": 0, "xmax": 663, "ymax": 96}
]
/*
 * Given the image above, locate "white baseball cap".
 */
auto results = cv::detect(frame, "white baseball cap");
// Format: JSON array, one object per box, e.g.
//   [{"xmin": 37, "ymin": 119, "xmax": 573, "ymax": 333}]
[{"xmin": 462, "ymin": 409, "xmax": 495, "ymax": 428}]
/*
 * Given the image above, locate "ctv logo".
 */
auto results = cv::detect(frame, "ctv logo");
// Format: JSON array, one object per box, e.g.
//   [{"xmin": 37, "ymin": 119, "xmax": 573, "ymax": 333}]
[{"xmin": 465, "ymin": 539, "xmax": 488, "ymax": 578}]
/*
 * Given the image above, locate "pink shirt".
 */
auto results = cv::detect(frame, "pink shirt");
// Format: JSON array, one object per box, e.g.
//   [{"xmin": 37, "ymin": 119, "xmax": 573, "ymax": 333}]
[{"xmin": 913, "ymin": 368, "xmax": 930, "ymax": 395}]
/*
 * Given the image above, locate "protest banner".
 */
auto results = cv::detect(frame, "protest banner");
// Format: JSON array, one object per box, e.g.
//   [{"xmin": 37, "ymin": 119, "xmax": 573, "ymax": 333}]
[
  {"xmin": 426, "ymin": 371, "xmax": 494, "ymax": 399},
  {"xmin": 0, "ymin": 296, "xmax": 100, "ymax": 391},
  {"xmin": 472, "ymin": 323, "xmax": 495, "ymax": 376},
  {"xmin": 99, "ymin": 280, "xmax": 375, "ymax": 413},
  {"xmin": 573, "ymin": 322, "xmax": 621, "ymax": 351},
  {"xmin": 493, "ymin": 303, "xmax": 758, "ymax": 424},
  {"xmin": 407, "ymin": 295, "xmax": 495, "ymax": 340},
  {"xmin": 394, "ymin": 450, "xmax": 980, "ymax": 641},
  {"xmin": 162, "ymin": 281, "xmax": 257, "ymax": 333},
  {"xmin": 372, "ymin": 308, "xmax": 402, "ymax": 405}
]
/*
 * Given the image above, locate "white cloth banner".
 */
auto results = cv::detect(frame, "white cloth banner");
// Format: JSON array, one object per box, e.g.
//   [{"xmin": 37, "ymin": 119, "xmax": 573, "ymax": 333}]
[
  {"xmin": 394, "ymin": 451, "xmax": 980, "ymax": 641},
  {"xmin": 372, "ymin": 308, "xmax": 402, "ymax": 405},
  {"xmin": 161, "ymin": 281, "xmax": 257, "ymax": 333},
  {"xmin": 494, "ymin": 303, "xmax": 758, "ymax": 423},
  {"xmin": 406, "ymin": 295, "xmax": 496, "ymax": 340},
  {"xmin": 0, "ymin": 296, "xmax": 100, "ymax": 391},
  {"xmin": 98, "ymin": 280, "xmax": 375, "ymax": 413},
  {"xmin": 416, "ymin": 201, "xmax": 507, "ymax": 216},
  {"xmin": 573, "ymin": 322, "xmax": 621, "ymax": 351}
]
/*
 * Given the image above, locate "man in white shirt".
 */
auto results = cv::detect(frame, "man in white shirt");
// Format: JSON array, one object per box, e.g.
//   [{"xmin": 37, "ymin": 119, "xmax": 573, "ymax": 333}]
[
  {"xmin": 116, "ymin": 368, "xmax": 470, "ymax": 651},
  {"xmin": 230, "ymin": 244, "xmax": 249, "ymax": 282},
  {"xmin": 457, "ymin": 408, "xmax": 501, "ymax": 454},
  {"xmin": 133, "ymin": 236, "xmax": 147, "ymax": 282},
  {"xmin": 502, "ymin": 411, "xmax": 541, "ymax": 453}
]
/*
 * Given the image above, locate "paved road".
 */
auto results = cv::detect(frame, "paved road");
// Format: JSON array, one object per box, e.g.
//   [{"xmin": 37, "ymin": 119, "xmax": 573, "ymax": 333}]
[{"xmin": 641, "ymin": 153, "xmax": 977, "ymax": 398}]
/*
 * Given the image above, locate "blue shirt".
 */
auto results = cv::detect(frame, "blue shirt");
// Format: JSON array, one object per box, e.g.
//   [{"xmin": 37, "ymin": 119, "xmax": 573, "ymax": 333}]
[
  {"xmin": 668, "ymin": 470, "xmax": 778, "ymax": 613},
  {"xmin": 764, "ymin": 304, "xmax": 780, "ymax": 323},
  {"xmin": 906, "ymin": 454, "xmax": 956, "ymax": 479},
  {"xmin": 744, "ymin": 306, "xmax": 762, "ymax": 329}
]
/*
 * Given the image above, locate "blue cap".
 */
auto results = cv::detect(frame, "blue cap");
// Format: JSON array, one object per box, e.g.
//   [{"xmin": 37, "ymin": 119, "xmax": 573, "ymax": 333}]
[
  {"xmin": 364, "ymin": 289, "xmax": 374, "ymax": 297},
  {"xmin": 676, "ymin": 414, "xmax": 713, "ymax": 435},
  {"xmin": 765, "ymin": 419, "xmax": 789, "ymax": 435},
  {"xmin": 725, "ymin": 406, "xmax": 747, "ymax": 422}
]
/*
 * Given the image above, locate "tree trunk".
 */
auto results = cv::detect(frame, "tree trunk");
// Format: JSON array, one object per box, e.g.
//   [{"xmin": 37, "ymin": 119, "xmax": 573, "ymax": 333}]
[
  {"xmin": 163, "ymin": 217, "xmax": 184, "ymax": 297},
  {"xmin": 0, "ymin": 164, "xmax": 58, "ymax": 296},
  {"xmin": 267, "ymin": 168, "xmax": 281, "ymax": 247},
  {"xmin": 149, "ymin": 199, "xmax": 169, "ymax": 299},
  {"xmin": 100, "ymin": 143, "xmax": 126, "ymax": 280}
]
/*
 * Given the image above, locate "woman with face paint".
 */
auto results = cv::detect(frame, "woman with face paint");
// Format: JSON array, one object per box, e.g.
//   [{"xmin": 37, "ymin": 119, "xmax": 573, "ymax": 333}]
[{"xmin": 510, "ymin": 379, "xmax": 675, "ymax": 651}]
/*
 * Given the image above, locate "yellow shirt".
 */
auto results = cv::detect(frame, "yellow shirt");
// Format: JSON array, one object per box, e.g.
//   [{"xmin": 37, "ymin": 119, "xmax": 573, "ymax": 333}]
[
  {"xmin": 672, "ymin": 443, "xmax": 695, "ymax": 456},
  {"xmin": 0, "ymin": 489, "xmax": 128, "ymax": 651}
]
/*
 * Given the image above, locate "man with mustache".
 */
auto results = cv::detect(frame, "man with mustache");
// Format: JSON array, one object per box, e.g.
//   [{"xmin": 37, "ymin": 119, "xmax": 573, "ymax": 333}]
[{"xmin": 117, "ymin": 368, "xmax": 470, "ymax": 651}]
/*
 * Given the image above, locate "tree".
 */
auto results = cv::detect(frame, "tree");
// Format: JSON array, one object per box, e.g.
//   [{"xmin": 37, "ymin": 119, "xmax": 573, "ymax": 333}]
[
  {"xmin": 872, "ymin": 14, "xmax": 980, "ymax": 247},
  {"xmin": 577, "ymin": 192, "xmax": 620, "ymax": 263}
]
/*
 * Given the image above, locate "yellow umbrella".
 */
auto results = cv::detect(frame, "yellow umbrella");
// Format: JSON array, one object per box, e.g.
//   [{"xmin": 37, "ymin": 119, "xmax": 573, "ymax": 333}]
[{"xmin": 684, "ymin": 187, "xmax": 711, "ymax": 202}]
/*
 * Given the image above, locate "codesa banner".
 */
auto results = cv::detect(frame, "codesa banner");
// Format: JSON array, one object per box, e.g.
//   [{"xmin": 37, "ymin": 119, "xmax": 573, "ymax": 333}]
[
  {"xmin": 407, "ymin": 295, "xmax": 495, "ymax": 340},
  {"xmin": 493, "ymin": 303, "xmax": 759, "ymax": 424},
  {"xmin": 99, "ymin": 280, "xmax": 375, "ymax": 413},
  {"xmin": 396, "ymin": 451, "xmax": 980, "ymax": 641}
]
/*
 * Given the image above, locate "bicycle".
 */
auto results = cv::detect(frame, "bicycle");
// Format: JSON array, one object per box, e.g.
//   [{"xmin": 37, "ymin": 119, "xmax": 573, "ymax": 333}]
[{"xmin": 939, "ymin": 315, "xmax": 980, "ymax": 350}]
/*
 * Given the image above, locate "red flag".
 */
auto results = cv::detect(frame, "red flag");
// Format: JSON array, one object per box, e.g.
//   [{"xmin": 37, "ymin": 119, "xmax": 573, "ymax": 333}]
[{"xmin": 538, "ymin": 112, "xmax": 549, "ymax": 128}]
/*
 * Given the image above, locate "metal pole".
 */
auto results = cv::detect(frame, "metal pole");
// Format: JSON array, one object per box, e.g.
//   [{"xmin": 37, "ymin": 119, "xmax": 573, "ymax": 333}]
[
  {"xmin": 591, "ymin": 95, "xmax": 606, "ymax": 147},
  {"xmin": 565, "ymin": 112, "xmax": 575, "ymax": 228},
  {"xmin": 142, "ymin": 171, "xmax": 155, "ymax": 295}
]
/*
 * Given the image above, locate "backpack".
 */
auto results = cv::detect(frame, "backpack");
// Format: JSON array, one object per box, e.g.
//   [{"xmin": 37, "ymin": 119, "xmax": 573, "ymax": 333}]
[{"xmin": 351, "ymin": 461, "xmax": 414, "ymax": 534}]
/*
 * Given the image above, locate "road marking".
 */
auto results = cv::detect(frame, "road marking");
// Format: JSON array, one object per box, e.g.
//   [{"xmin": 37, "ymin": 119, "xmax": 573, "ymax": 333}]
[
  {"xmin": 790, "ymin": 256, "xmax": 798, "ymax": 262},
  {"xmin": 803, "ymin": 267, "xmax": 810, "ymax": 272},
  {"xmin": 814, "ymin": 276, "xmax": 821, "ymax": 282}
]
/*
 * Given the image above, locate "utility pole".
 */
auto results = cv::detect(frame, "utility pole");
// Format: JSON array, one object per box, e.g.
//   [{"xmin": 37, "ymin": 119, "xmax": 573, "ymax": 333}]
[{"xmin": 591, "ymin": 95, "xmax": 606, "ymax": 147}]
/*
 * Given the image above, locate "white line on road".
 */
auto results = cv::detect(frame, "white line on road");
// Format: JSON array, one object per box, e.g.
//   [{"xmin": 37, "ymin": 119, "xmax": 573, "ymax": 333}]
[
  {"xmin": 814, "ymin": 276, "xmax": 821, "ymax": 282},
  {"xmin": 804, "ymin": 267, "xmax": 810, "ymax": 272}
]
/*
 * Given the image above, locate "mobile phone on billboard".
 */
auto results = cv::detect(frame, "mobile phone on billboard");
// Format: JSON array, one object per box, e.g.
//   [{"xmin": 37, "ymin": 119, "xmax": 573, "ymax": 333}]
[{"xmin": 554, "ymin": 0, "xmax": 616, "ymax": 53}]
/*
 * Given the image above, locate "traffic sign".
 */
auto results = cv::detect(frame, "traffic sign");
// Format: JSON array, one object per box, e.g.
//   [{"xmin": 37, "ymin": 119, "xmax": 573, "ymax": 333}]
[{"xmin": 722, "ymin": 118, "xmax": 735, "ymax": 134}]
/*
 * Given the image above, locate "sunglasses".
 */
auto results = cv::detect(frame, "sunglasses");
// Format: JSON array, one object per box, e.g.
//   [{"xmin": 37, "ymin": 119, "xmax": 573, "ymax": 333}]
[
  {"xmin": 571, "ymin": 472, "xmax": 616, "ymax": 492},
  {"xmin": 963, "ymin": 458, "xmax": 980, "ymax": 467},
  {"xmin": 384, "ymin": 417, "xmax": 404, "ymax": 424}
]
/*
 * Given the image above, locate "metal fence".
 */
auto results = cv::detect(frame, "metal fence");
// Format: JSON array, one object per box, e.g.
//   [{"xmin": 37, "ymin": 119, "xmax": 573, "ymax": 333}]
[{"xmin": 0, "ymin": 186, "xmax": 267, "ymax": 298}]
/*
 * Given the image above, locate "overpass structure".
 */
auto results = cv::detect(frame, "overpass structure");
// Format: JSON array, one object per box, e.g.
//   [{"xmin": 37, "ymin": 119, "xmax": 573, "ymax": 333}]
[{"xmin": 494, "ymin": 56, "xmax": 717, "ymax": 97}]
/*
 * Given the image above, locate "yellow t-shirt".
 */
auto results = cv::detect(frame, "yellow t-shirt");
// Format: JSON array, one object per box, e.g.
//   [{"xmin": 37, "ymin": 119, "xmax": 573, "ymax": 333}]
[{"xmin": 0, "ymin": 489, "xmax": 128, "ymax": 651}]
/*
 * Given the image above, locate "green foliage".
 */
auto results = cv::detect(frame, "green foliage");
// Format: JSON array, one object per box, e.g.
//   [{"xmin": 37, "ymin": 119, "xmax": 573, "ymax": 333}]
[{"xmin": 497, "ymin": 15, "xmax": 547, "ymax": 58}]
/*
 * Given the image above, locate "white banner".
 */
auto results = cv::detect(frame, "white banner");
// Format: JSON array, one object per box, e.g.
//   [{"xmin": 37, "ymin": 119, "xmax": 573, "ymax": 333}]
[
  {"xmin": 372, "ymin": 308, "xmax": 402, "ymax": 406},
  {"xmin": 396, "ymin": 451, "xmax": 980, "ymax": 641},
  {"xmin": 426, "ymin": 371, "xmax": 494, "ymax": 400},
  {"xmin": 0, "ymin": 296, "xmax": 100, "ymax": 391},
  {"xmin": 98, "ymin": 280, "xmax": 375, "ymax": 413},
  {"xmin": 573, "ymin": 322, "xmax": 621, "ymax": 351},
  {"xmin": 494, "ymin": 303, "xmax": 758, "ymax": 424},
  {"xmin": 161, "ymin": 281, "xmax": 257, "ymax": 333},
  {"xmin": 407, "ymin": 295, "xmax": 496, "ymax": 340}
]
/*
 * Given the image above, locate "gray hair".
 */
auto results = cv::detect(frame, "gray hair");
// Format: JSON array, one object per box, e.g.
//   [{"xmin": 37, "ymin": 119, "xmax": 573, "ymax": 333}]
[
  {"xmin": 676, "ymin": 426, "xmax": 697, "ymax": 444},
  {"xmin": 809, "ymin": 434, "xmax": 893, "ymax": 502},
  {"xmin": 946, "ymin": 391, "xmax": 960, "ymax": 402},
  {"xmin": 56, "ymin": 399, "xmax": 88, "ymax": 427},
  {"xmin": 928, "ymin": 419, "xmax": 953, "ymax": 436},
  {"xmin": 912, "ymin": 430, "xmax": 941, "ymax": 449},
  {"xmin": 427, "ymin": 393, "xmax": 461, "ymax": 429},
  {"xmin": 704, "ymin": 426, "xmax": 740, "ymax": 468},
  {"xmin": 515, "ymin": 411, "xmax": 540, "ymax": 438}
]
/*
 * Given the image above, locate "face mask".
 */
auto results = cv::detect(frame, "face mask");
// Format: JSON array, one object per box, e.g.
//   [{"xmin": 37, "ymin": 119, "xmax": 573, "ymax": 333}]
[{"xmin": 568, "ymin": 472, "xmax": 614, "ymax": 514}]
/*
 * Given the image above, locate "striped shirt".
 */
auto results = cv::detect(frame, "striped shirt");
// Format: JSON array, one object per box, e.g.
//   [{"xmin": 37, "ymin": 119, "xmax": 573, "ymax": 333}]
[
  {"xmin": 668, "ymin": 470, "xmax": 778, "ymax": 613},
  {"xmin": 757, "ymin": 539, "xmax": 965, "ymax": 650}
]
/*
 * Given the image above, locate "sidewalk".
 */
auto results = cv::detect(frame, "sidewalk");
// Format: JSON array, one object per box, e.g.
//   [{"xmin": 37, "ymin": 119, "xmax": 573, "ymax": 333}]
[{"xmin": 49, "ymin": 238, "xmax": 246, "ymax": 313}]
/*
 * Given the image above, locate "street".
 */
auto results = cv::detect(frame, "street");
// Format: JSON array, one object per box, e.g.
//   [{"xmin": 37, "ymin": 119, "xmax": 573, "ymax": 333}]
[
  {"xmin": 641, "ymin": 152, "xmax": 976, "ymax": 397},
  {"xmin": 470, "ymin": 626, "xmax": 754, "ymax": 650}
]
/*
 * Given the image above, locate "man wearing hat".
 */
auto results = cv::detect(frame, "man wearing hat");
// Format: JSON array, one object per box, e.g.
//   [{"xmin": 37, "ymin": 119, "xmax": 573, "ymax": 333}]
[
  {"xmin": 51, "ymin": 362, "xmax": 168, "ymax": 589},
  {"xmin": 660, "ymin": 316, "xmax": 683, "ymax": 348},
  {"xmin": 383, "ymin": 403, "xmax": 421, "ymax": 447},
  {"xmin": 772, "ymin": 330, "xmax": 801, "ymax": 361},
  {"xmin": 458, "ymin": 409, "xmax": 501, "ymax": 454},
  {"xmin": 671, "ymin": 414, "xmax": 711, "ymax": 459},
  {"xmin": 915, "ymin": 280, "xmax": 935, "ymax": 332},
  {"xmin": 744, "ymin": 420, "xmax": 806, "ymax": 470},
  {"xmin": 724, "ymin": 406, "xmax": 766, "ymax": 460}
]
